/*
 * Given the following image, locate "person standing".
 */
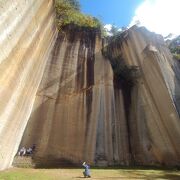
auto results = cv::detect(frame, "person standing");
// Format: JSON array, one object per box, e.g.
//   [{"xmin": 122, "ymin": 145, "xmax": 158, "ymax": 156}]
[{"xmin": 82, "ymin": 162, "xmax": 91, "ymax": 178}]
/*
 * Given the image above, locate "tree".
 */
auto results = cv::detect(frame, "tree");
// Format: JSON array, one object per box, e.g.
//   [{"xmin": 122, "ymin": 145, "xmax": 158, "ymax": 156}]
[
  {"xmin": 110, "ymin": 25, "xmax": 119, "ymax": 36},
  {"xmin": 169, "ymin": 35, "xmax": 180, "ymax": 60},
  {"xmin": 66, "ymin": 0, "xmax": 80, "ymax": 11},
  {"xmin": 55, "ymin": 0, "xmax": 101, "ymax": 30}
]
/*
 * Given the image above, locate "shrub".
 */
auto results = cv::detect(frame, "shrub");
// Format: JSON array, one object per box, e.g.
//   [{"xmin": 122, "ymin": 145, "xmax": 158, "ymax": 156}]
[
  {"xmin": 168, "ymin": 35, "xmax": 180, "ymax": 60},
  {"xmin": 173, "ymin": 53, "xmax": 180, "ymax": 60},
  {"xmin": 55, "ymin": 0, "xmax": 102, "ymax": 30}
]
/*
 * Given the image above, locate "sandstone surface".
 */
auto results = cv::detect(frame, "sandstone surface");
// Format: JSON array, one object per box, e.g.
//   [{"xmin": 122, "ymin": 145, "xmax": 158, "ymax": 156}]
[
  {"xmin": 0, "ymin": 0, "xmax": 57, "ymax": 170},
  {"xmin": 0, "ymin": 0, "xmax": 180, "ymax": 170},
  {"xmin": 103, "ymin": 27, "xmax": 180, "ymax": 166}
]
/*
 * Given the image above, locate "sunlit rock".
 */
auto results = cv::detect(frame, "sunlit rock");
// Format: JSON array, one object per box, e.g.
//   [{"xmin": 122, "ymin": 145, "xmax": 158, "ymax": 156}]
[
  {"xmin": 0, "ymin": 1, "xmax": 180, "ymax": 170},
  {"xmin": 0, "ymin": 0, "xmax": 57, "ymax": 170}
]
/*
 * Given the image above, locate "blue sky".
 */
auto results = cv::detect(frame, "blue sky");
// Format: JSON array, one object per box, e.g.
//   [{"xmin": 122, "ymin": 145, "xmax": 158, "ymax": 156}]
[
  {"xmin": 79, "ymin": 0, "xmax": 180, "ymax": 36},
  {"xmin": 79, "ymin": 0, "xmax": 143, "ymax": 28}
]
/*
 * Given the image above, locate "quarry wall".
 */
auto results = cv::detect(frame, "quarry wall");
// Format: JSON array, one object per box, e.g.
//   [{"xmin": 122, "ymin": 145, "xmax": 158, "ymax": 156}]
[
  {"xmin": 0, "ymin": 0, "xmax": 57, "ymax": 170},
  {"xmin": 104, "ymin": 27, "xmax": 180, "ymax": 166},
  {"xmin": 0, "ymin": 0, "xmax": 180, "ymax": 170}
]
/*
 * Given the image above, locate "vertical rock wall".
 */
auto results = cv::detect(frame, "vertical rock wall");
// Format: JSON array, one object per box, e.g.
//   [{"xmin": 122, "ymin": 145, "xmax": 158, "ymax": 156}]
[
  {"xmin": 21, "ymin": 25, "xmax": 180, "ymax": 168},
  {"xmin": 104, "ymin": 26, "xmax": 180, "ymax": 166},
  {"xmin": 20, "ymin": 27, "xmax": 128, "ymax": 167},
  {"xmin": 0, "ymin": 0, "xmax": 57, "ymax": 170},
  {"xmin": 1, "ymin": 1, "xmax": 180, "ymax": 169}
]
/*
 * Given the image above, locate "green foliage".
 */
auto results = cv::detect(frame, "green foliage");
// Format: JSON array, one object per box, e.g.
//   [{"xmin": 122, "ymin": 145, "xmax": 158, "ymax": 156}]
[
  {"xmin": 66, "ymin": 0, "xmax": 80, "ymax": 11},
  {"xmin": 103, "ymin": 25, "xmax": 123, "ymax": 37},
  {"xmin": 173, "ymin": 53, "xmax": 180, "ymax": 60},
  {"xmin": 102, "ymin": 46, "xmax": 140, "ymax": 86},
  {"xmin": 110, "ymin": 59, "xmax": 139, "ymax": 86},
  {"xmin": 170, "ymin": 46, "xmax": 180, "ymax": 54},
  {"xmin": 55, "ymin": 0, "xmax": 101, "ymax": 30},
  {"xmin": 168, "ymin": 35, "xmax": 180, "ymax": 60},
  {"xmin": 110, "ymin": 25, "xmax": 120, "ymax": 36}
]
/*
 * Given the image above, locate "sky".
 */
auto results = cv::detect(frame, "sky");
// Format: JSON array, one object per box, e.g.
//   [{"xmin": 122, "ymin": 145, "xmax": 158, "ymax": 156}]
[
  {"xmin": 80, "ymin": 0, "xmax": 142, "ymax": 28},
  {"xmin": 79, "ymin": 0, "xmax": 180, "ymax": 36}
]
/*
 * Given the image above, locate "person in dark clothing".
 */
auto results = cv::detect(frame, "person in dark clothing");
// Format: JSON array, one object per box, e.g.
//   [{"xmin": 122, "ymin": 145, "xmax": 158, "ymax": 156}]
[
  {"xmin": 32, "ymin": 144, "xmax": 36, "ymax": 151},
  {"xmin": 82, "ymin": 162, "xmax": 91, "ymax": 178}
]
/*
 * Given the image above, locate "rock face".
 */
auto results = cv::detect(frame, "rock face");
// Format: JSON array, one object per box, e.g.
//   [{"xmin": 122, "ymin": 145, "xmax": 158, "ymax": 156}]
[
  {"xmin": 20, "ymin": 26, "xmax": 119, "ymax": 167},
  {"xmin": 103, "ymin": 27, "xmax": 180, "ymax": 166},
  {"xmin": 0, "ymin": 0, "xmax": 57, "ymax": 170},
  {"xmin": 0, "ymin": 1, "xmax": 180, "ymax": 170}
]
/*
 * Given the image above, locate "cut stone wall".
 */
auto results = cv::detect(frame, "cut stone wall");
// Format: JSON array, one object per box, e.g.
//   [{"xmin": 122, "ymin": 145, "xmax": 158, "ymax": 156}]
[{"xmin": 0, "ymin": 0, "xmax": 57, "ymax": 170}]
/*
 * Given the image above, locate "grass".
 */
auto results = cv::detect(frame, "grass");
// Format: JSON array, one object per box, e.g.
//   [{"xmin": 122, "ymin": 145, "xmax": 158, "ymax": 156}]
[{"xmin": 0, "ymin": 167, "xmax": 180, "ymax": 180}]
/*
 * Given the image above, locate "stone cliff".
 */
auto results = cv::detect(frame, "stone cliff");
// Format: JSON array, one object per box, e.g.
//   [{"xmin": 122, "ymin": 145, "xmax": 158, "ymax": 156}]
[
  {"xmin": 103, "ymin": 27, "xmax": 180, "ymax": 166},
  {"xmin": 20, "ymin": 26, "xmax": 117, "ymax": 167},
  {"xmin": 0, "ymin": 0, "xmax": 180, "ymax": 170},
  {"xmin": 0, "ymin": 0, "xmax": 57, "ymax": 170}
]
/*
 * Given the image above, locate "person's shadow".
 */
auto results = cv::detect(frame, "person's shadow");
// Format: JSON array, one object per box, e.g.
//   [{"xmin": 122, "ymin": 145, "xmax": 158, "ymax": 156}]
[{"xmin": 74, "ymin": 177, "xmax": 85, "ymax": 179}]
